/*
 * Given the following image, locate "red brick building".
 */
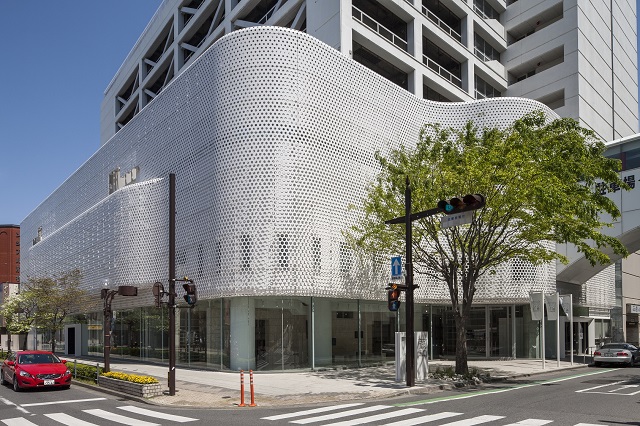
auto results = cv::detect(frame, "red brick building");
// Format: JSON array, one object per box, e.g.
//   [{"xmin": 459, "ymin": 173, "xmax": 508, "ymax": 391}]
[{"xmin": 0, "ymin": 225, "xmax": 19, "ymax": 284}]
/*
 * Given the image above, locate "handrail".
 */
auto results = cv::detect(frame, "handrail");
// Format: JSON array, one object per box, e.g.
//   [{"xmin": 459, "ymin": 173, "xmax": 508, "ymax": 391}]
[
  {"xmin": 258, "ymin": 4, "xmax": 278, "ymax": 25},
  {"xmin": 422, "ymin": 55, "xmax": 462, "ymax": 88},
  {"xmin": 421, "ymin": 6, "xmax": 462, "ymax": 43},
  {"xmin": 352, "ymin": 6, "xmax": 408, "ymax": 51},
  {"xmin": 474, "ymin": 47, "xmax": 492, "ymax": 63}
]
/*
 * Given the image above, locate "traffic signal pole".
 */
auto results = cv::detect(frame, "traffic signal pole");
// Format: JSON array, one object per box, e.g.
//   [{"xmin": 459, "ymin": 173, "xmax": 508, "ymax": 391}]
[
  {"xmin": 169, "ymin": 173, "xmax": 176, "ymax": 396},
  {"xmin": 404, "ymin": 177, "xmax": 415, "ymax": 388},
  {"xmin": 385, "ymin": 182, "xmax": 485, "ymax": 387}
]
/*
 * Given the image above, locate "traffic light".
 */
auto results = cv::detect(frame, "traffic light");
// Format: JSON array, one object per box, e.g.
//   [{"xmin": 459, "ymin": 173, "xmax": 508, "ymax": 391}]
[
  {"xmin": 437, "ymin": 194, "xmax": 485, "ymax": 215},
  {"xmin": 388, "ymin": 284, "xmax": 401, "ymax": 311},
  {"xmin": 183, "ymin": 282, "xmax": 197, "ymax": 306}
]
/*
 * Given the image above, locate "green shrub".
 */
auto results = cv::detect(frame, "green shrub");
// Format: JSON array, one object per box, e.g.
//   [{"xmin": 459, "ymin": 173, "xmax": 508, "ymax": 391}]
[{"xmin": 68, "ymin": 361, "xmax": 102, "ymax": 382}]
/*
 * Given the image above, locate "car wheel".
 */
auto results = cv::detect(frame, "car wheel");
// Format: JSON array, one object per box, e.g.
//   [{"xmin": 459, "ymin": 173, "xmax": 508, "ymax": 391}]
[{"xmin": 12, "ymin": 376, "xmax": 20, "ymax": 392}]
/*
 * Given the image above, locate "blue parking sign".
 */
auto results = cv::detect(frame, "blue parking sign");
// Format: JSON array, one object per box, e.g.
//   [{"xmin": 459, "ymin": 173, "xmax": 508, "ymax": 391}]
[{"xmin": 391, "ymin": 256, "xmax": 402, "ymax": 278}]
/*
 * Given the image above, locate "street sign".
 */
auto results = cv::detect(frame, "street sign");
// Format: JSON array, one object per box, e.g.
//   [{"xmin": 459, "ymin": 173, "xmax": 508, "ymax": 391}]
[
  {"xmin": 391, "ymin": 256, "xmax": 402, "ymax": 278},
  {"xmin": 440, "ymin": 211, "xmax": 473, "ymax": 229}
]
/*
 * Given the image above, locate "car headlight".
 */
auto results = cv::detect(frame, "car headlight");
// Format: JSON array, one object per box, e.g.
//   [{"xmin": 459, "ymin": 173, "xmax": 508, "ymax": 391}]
[
  {"xmin": 64, "ymin": 369, "xmax": 71, "ymax": 376},
  {"xmin": 19, "ymin": 370, "xmax": 32, "ymax": 378}
]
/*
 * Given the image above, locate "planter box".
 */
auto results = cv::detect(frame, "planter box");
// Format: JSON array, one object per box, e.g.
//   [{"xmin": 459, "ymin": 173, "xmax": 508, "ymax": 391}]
[{"xmin": 97, "ymin": 376, "xmax": 162, "ymax": 398}]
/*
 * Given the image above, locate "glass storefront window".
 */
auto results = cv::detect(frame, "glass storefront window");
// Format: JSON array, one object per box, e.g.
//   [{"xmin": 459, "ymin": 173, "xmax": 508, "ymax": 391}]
[{"xmin": 360, "ymin": 301, "xmax": 397, "ymax": 363}]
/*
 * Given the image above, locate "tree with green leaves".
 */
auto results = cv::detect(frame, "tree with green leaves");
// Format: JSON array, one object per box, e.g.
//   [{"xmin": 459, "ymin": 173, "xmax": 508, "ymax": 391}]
[
  {"xmin": 349, "ymin": 112, "xmax": 629, "ymax": 374},
  {"xmin": 0, "ymin": 292, "xmax": 38, "ymax": 352},
  {"xmin": 1, "ymin": 269, "xmax": 91, "ymax": 353}
]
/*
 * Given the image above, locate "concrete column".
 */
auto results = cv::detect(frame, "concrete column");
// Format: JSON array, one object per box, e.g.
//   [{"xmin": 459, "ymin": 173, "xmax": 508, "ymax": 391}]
[
  {"xmin": 230, "ymin": 297, "xmax": 255, "ymax": 371},
  {"xmin": 462, "ymin": 14, "xmax": 474, "ymax": 96},
  {"xmin": 409, "ymin": 17, "xmax": 422, "ymax": 98}
]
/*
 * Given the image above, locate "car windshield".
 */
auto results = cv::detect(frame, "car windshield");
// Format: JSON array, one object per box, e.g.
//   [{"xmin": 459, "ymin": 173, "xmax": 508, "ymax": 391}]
[{"xmin": 18, "ymin": 354, "xmax": 60, "ymax": 364}]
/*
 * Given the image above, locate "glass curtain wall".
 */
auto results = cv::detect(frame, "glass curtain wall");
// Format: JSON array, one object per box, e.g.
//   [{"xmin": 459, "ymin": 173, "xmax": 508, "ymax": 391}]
[{"xmin": 54, "ymin": 299, "xmax": 542, "ymax": 366}]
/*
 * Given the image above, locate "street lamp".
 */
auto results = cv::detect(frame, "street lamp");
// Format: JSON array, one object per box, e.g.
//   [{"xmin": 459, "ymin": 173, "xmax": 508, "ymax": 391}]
[{"xmin": 101, "ymin": 281, "xmax": 138, "ymax": 373}]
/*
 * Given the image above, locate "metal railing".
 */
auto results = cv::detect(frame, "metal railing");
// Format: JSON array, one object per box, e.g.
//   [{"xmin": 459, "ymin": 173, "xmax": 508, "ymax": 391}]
[
  {"xmin": 474, "ymin": 47, "xmax": 494, "ymax": 63},
  {"xmin": 257, "ymin": 4, "xmax": 278, "ymax": 25},
  {"xmin": 352, "ymin": 6, "xmax": 408, "ymax": 51},
  {"xmin": 421, "ymin": 6, "xmax": 462, "ymax": 43},
  {"xmin": 423, "ymin": 55, "xmax": 462, "ymax": 88}
]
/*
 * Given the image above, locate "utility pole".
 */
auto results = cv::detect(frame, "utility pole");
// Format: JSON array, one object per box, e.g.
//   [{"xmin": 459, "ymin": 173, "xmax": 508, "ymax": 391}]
[
  {"xmin": 387, "ymin": 177, "xmax": 434, "ymax": 387},
  {"xmin": 168, "ymin": 173, "xmax": 176, "ymax": 396},
  {"xmin": 404, "ymin": 177, "xmax": 415, "ymax": 387}
]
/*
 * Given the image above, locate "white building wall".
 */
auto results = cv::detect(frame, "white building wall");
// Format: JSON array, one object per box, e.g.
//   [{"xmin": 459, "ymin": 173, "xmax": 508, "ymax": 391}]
[{"xmin": 24, "ymin": 27, "xmax": 558, "ymax": 307}]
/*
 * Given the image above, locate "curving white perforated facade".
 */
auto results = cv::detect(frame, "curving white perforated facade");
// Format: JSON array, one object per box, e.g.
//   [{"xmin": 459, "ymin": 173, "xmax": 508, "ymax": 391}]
[{"xmin": 22, "ymin": 27, "xmax": 558, "ymax": 309}]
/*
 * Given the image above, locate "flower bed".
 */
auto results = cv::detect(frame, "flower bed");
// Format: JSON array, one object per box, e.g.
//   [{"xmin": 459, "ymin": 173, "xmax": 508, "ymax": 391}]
[{"xmin": 97, "ymin": 373, "xmax": 162, "ymax": 398}]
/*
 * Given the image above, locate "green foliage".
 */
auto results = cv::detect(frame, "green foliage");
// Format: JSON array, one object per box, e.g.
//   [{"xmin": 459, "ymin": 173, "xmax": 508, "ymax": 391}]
[
  {"xmin": 0, "ymin": 269, "xmax": 91, "ymax": 352},
  {"xmin": 69, "ymin": 361, "xmax": 102, "ymax": 383},
  {"xmin": 0, "ymin": 294, "xmax": 37, "ymax": 337},
  {"xmin": 352, "ymin": 112, "xmax": 627, "ymax": 272},
  {"xmin": 349, "ymin": 112, "xmax": 629, "ymax": 373}
]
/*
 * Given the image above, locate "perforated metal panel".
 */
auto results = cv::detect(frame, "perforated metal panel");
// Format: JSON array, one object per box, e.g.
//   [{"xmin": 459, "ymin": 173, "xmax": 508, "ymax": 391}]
[{"xmin": 22, "ymin": 27, "xmax": 563, "ymax": 307}]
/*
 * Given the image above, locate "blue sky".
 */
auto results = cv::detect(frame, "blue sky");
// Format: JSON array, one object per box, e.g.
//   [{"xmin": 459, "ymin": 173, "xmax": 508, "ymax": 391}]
[
  {"xmin": 0, "ymin": 1, "xmax": 161, "ymax": 225},
  {"xmin": 0, "ymin": 1, "xmax": 639, "ymax": 225}
]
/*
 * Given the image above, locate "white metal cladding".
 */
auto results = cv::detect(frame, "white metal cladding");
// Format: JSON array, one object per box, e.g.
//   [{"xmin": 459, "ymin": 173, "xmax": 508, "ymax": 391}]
[{"xmin": 22, "ymin": 27, "xmax": 562, "ymax": 307}]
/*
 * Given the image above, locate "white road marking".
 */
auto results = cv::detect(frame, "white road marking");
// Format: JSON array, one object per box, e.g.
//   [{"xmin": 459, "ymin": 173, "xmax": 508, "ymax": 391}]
[
  {"xmin": 290, "ymin": 405, "xmax": 390, "ymax": 424},
  {"xmin": 261, "ymin": 403, "xmax": 365, "ymax": 420},
  {"xmin": 21, "ymin": 397, "xmax": 107, "ymax": 407},
  {"xmin": 44, "ymin": 413, "xmax": 100, "ymax": 425},
  {"xmin": 382, "ymin": 411, "xmax": 463, "ymax": 425},
  {"xmin": 118, "ymin": 406, "xmax": 198, "ymax": 422},
  {"xmin": 321, "ymin": 408, "xmax": 425, "ymax": 425},
  {"xmin": 439, "ymin": 415, "xmax": 506, "ymax": 426},
  {"xmin": 576, "ymin": 380, "xmax": 626, "ymax": 393},
  {"xmin": 502, "ymin": 420, "xmax": 553, "ymax": 425},
  {"xmin": 574, "ymin": 424, "xmax": 608, "ymax": 426},
  {"xmin": 0, "ymin": 419, "xmax": 37, "ymax": 426},
  {"xmin": 84, "ymin": 409, "xmax": 160, "ymax": 426}
]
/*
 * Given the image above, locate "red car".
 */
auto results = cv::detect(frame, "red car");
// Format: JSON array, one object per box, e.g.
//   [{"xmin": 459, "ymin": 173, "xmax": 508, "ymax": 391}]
[{"xmin": 1, "ymin": 351, "xmax": 71, "ymax": 391}]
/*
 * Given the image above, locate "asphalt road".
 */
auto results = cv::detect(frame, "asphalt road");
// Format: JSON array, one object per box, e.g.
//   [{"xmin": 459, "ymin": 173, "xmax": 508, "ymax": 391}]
[
  {"xmin": 0, "ymin": 381, "xmax": 210, "ymax": 425},
  {"xmin": 254, "ymin": 367, "xmax": 640, "ymax": 425},
  {"xmin": 0, "ymin": 367, "xmax": 638, "ymax": 425}
]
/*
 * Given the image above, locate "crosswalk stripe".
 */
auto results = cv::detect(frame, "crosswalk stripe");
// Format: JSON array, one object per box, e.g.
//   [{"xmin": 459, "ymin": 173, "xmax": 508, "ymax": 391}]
[
  {"xmin": 1, "ymin": 419, "xmax": 37, "ymax": 426},
  {"xmin": 322, "ymin": 408, "xmax": 425, "ymax": 426},
  {"xmin": 117, "ymin": 406, "xmax": 198, "ymax": 423},
  {"xmin": 84, "ymin": 409, "xmax": 160, "ymax": 426},
  {"xmin": 261, "ymin": 403, "xmax": 365, "ymax": 421},
  {"xmin": 440, "ymin": 415, "xmax": 506, "ymax": 426},
  {"xmin": 382, "ymin": 411, "xmax": 463, "ymax": 425},
  {"xmin": 502, "ymin": 420, "xmax": 553, "ymax": 425},
  {"xmin": 574, "ymin": 424, "xmax": 608, "ymax": 426},
  {"xmin": 44, "ymin": 413, "xmax": 100, "ymax": 425},
  {"xmin": 290, "ymin": 405, "xmax": 391, "ymax": 424}
]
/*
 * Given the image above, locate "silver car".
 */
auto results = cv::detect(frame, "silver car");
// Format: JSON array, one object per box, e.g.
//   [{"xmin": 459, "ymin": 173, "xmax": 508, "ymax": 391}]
[{"xmin": 593, "ymin": 343, "xmax": 639, "ymax": 367}]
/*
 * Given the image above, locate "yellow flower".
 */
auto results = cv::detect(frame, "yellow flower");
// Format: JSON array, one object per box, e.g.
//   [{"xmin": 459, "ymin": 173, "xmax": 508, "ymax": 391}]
[{"xmin": 101, "ymin": 371, "xmax": 159, "ymax": 384}]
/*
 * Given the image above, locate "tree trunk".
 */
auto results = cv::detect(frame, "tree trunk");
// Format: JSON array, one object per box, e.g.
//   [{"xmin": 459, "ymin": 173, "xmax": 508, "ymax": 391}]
[
  {"xmin": 454, "ymin": 313, "xmax": 469, "ymax": 375},
  {"xmin": 20, "ymin": 333, "xmax": 28, "ymax": 351},
  {"xmin": 51, "ymin": 338, "xmax": 56, "ymax": 354}
]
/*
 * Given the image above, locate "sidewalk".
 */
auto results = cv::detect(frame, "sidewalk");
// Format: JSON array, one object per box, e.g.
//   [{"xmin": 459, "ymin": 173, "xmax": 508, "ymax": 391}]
[{"xmin": 75, "ymin": 356, "xmax": 592, "ymax": 408}]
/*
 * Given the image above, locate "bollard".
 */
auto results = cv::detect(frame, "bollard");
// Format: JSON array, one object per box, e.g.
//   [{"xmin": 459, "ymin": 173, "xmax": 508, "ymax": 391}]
[
  {"xmin": 249, "ymin": 370, "xmax": 256, "ymax": 407},
  {"xmin": 238, "ymin": 370, "xmax": 246, "ymax": 407},
  {"xmin": 73, "ymin": 360, "xmax": 77, "ymax": 378}
]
